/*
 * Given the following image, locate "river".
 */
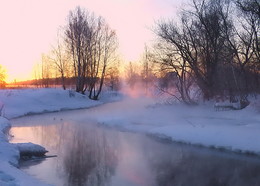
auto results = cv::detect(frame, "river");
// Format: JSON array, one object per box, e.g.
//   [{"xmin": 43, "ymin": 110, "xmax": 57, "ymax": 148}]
[{"xmin": 10, "ymin": 109, "xmax": 260, "ymax": 186}]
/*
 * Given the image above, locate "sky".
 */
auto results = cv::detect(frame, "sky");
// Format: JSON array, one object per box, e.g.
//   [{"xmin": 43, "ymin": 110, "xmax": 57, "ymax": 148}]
[{"xmin": 0, "ymin": 0, "xmax": 187, "ymax": 83}]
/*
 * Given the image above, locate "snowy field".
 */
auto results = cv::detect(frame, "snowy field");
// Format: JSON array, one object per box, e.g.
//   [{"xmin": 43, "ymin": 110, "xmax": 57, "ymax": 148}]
[{"xmin": 0, "ymin": 87, "xmax": 260, "ymax": 185}]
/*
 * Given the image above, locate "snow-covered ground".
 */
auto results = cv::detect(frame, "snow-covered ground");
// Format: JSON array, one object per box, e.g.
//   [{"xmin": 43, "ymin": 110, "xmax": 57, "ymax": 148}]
[
  {"xmin": 93, "ymin": 96, "xmax": 260, "ymax": 154},
  {"xmin": 0, "ymin": 116, "xmax": 50, "ymax": 186},
  {"xmin": 0, "ymin": 88, "xmax": 121, "ymax": 186},
  {"xmin": 0, "ymin": 88, "xmax": 120, "ymax": 119},
  {"xmin": 0, "ymin": 87, "xmax": 260, "ymax": 185}
]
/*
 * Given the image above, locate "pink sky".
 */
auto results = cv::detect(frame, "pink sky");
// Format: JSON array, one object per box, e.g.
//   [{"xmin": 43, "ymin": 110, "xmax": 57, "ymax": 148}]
[{"xmin": 0, "ymin": 0, "xmax": 186, "ymax": 82}]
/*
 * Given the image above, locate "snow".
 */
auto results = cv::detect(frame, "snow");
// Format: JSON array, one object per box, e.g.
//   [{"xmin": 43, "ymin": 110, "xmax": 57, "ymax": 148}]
[
  {"xmin": 90, "ymin": 96, "xmax": 260, "ymax": 154},
  {"xmin": 15, "ymin": 143, "xmax": 48, "ymax": 157},
  {"xmin": 0, "ymin": 87, "xmax": 260, "ymax": 185},
  {"xmin": 0, "ymin": 88, "xmax": 121, "ymax": 119},
  {"xmin": 0, "ymin": 88, "xmax": 121, "ymax": 185},
  {"xmin": 0, "ymin": 117, "xmax": 11, "ymax": 142},
  {"xmin": 0, "ymin": 117, "xmax": 48, "ymax": 186}
]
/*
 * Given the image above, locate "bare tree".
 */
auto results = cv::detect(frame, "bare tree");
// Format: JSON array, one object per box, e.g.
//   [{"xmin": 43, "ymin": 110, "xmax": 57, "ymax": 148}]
[
  {"xmin": 65, "ymin": 7, "xmax": 118, "ymax": 99},
  {"xmin": 41, "ymin": 54, "xmax": 52, "ymax": 88},
  {"xmin": 33, "ymin": 63, "xmax": 41, "ymax": 88},
  {"xmin": 65, "ymin": 7, "xmax": 89, "ymax": 93},
  {"xmin": 49, "ymin": 32, "xmax": 70, "ymax": 90},
  {"xmin": 153, "ymin": 0, "xmax": 260, "ymax": 107},
  {"xmin": 106, "ymin": 61, "xmax": 121, "ymax": 91},
  {"xmin": 151, "ymin": 41, "xmax": 195, "ymax": 104},
  {"xmin": 88, "ymin": 22, "xmax": 118, "ymax": 100},
  {"xmin": 236, "ymin": 0, "xmax": 260, "ymax": 91},
  {"xmin": 155, "ymin": 0, "xmax": 234, "ymax": 101}
]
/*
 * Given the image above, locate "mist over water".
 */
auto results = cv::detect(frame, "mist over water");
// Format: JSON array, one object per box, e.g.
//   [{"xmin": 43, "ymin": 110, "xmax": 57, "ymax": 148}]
[
  {"xmin": 10, "ymin": 108, "xmax": 260, "ymax": 186},
  {"xmin": 120, "ymin": 82, "xmax": 156, "ymax": 99}
]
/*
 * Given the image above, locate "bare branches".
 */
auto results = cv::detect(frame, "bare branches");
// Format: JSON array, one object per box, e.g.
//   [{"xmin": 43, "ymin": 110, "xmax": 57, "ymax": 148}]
[
  {"xmin": 65, "ymin": 7, "xmax": 118, "ymax": 99},
  {"xmin": 49, "ymin": 32, "xmax": 70, "ymax": 90},
  {"xmin": 154, "ymin": 0, "xmax": 260, "ymax": 105}
]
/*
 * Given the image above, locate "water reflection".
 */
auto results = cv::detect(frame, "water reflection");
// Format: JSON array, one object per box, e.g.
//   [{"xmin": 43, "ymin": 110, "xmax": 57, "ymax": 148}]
[
  {"xmin": 12, "ymin": 122, "xmax": 119, "ymax": 186},
  {"xmin": 143, "ymin": 139, "xmax": 260, "ymax": 186},
  {"xmin": 62, "ymin": 124, "xmax": 118, "ymax": 186},
  {"xmin": 10, "ymin": 112, "xmax": 260, "ymax": 186}
]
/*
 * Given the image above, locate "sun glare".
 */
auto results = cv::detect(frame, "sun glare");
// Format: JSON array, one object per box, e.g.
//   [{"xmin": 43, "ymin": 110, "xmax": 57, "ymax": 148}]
[{"xmin": 0, "ymin": 0, "xmax": 183, "ymax": 83}]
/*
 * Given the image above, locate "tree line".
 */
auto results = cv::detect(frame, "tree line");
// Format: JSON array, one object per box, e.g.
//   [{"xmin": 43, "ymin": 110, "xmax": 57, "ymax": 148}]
[
  {"xmin": 151, "ymin": 0, "xmax": 260, "ymax": 106},
  {"xmin": 2, "ymin": 1, "xmax": 259, "ymax": 105}
]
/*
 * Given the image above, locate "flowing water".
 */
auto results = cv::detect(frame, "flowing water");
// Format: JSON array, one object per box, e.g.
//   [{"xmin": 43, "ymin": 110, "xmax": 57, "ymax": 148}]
[{"xmin": 10, "ymin": 109, "xmax": 260, "ymax": 186}]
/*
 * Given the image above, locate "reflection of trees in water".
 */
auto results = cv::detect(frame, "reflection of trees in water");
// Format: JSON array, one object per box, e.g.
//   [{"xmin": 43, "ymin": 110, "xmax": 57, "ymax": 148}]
[
  {"xmin": 28, "ymin": 121, "xmax": 119, "ymax": 186},
  {"xmin": 18, "ymin": 117, "xmax": 260, "ymax": 186},
  {"xmin": 31, "ymin": 125, "xmax": 61, "ymax": 148},
  {"xmin": 144, "ymin": 141, "xmax": 260, "ymax": 186},
  {"xmin": 62, "ymin": 124, "xmax": 118, "ymax": 186}
]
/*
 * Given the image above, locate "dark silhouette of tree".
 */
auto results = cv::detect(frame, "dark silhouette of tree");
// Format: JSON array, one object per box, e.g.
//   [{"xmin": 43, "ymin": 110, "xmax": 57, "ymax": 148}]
[
  {"xmin": 106, "ymin": 61, "xmax": 121, "ymax": 91},
  {"xmin": 236, "ymin": 0, "xmax": 260, "ymax": 91},
  {"xmin": 88, "ymin": 23, "xmax": 118, "ymax": 100},
  {"xmin": 154, "ymin": 0, "xmax": 259, "ymax": 106},
  {"xmin": 65, "ymin": 7, "xmax": 118, "ymax": 100},
  {"xmin": 49, "ymin": 32, "xmax": 70, "ymax": 90},
  {"xmin": 65, "ymin": 7, "xmax": 89, "ymax": 93},
  {"xmin": 156, "ymin": 0, "xmax": 232, "ymax": 100}
]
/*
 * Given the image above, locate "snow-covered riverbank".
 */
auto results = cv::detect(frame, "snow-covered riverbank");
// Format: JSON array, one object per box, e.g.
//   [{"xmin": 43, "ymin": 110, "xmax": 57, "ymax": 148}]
[
  {"xmin": 93, "ymin": 96, "xmax": 260, "ymax": 155},
  {"xmin": 0, "ymin": 117, "xmax": 50, "ymax": 186},
  {"xmin": 0, "ymin": 88, "xmax": 120, "ymax": 119},
  {"xmin": 0, "ymin": 88, "xmax": 260, "ymax": 185},
  {"xmin": 0, "ymin": 88, "xmax": 121, "ymax": 186}
]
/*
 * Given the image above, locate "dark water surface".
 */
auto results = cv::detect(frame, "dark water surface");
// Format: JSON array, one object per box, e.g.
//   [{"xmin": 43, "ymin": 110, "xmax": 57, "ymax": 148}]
[{"xmin": 10, "ymin": 110, "xmax": 260, "ymax": 186}]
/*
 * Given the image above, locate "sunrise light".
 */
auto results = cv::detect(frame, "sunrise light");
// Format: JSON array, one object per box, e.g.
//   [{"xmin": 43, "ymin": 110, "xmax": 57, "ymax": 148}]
[
  {"xmin": 0, "ymin": 0, "xmax": 185, "ymax": 83},
  {"xmin": 1, "ymin": 0, "xmax": 260, "ymax": 185}
]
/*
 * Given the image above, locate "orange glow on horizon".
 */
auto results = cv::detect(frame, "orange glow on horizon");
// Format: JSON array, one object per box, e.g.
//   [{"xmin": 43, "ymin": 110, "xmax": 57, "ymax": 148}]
[{"xmin": 0, "ymin": 0, "xmax": 186, "ymax": 83}]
